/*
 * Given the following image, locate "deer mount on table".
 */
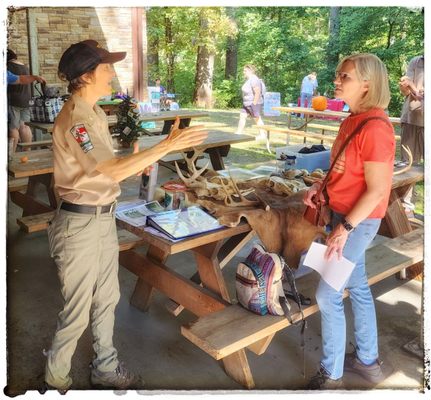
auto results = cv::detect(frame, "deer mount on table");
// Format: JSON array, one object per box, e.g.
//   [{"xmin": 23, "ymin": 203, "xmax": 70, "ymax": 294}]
[{"xmin": 173, "ymin": 150, "xmax": 327, "ymax": 269}]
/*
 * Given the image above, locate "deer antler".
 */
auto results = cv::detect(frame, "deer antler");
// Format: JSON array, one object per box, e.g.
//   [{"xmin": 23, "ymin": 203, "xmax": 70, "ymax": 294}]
[
  {"xmin": 175, "ymin": 149, "xmax": 209, "ymax": 186},
  {"xmin": 394, "ymin": 145, "xmax": 413, "ymax": 175},
  {"xmin": 222, "ymin": 171, "xmax": 260, "ymax": 207}
]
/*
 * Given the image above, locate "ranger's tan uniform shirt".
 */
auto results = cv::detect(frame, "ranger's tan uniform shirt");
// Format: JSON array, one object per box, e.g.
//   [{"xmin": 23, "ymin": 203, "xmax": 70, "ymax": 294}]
[{"xmin": 52, "ymin": 94, "xmax": 120, "ymax": 205}]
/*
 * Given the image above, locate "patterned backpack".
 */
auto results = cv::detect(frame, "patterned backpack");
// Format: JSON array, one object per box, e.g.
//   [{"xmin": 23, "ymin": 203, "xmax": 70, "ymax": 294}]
[{"xmin": 236, "ymin": 244, "xmax": 306, "ymax": 323}]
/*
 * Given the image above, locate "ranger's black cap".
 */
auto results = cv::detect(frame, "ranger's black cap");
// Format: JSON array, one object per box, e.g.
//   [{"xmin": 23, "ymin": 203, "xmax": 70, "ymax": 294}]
[{"xmin": 58, "ymin": 40, "xmax": 126, "ymax": 81}]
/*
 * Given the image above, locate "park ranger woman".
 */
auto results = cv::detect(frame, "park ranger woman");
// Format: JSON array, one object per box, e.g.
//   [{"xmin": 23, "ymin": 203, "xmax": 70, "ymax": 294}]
[{"xmin": 43, "ymin": 40, "xmax": 207, "ymax": 393}]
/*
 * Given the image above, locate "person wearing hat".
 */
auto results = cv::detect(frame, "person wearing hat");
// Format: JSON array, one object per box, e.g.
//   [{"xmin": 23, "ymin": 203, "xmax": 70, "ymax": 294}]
[{"xmin": 43, "ymin": 40, "xmax": 207, "ymax": 393}]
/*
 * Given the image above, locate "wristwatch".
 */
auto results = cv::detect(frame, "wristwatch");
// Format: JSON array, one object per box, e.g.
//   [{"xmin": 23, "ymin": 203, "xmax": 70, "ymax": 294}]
[{"xmin": 341, "ymin": 218, "xmax": 355, "ymax": 233}]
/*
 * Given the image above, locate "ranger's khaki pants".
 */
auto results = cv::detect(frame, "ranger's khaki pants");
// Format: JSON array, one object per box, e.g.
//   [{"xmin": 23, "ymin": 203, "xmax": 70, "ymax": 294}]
[{"xmin": 45, "ymin": 207, "xmax": 120, "ymax": 389}]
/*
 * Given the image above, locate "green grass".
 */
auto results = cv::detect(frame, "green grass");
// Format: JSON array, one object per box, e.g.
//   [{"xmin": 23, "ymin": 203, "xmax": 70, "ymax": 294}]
[{"xmin": 414, "ymin": 181, "xmax": 424, "ymax": 215}]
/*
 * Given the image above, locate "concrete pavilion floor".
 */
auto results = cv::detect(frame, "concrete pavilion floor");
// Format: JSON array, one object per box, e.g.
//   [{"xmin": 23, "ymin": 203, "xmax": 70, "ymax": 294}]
[{"xmin": 4, "ymin": 155, "xmax": 425, "ymax": 398}]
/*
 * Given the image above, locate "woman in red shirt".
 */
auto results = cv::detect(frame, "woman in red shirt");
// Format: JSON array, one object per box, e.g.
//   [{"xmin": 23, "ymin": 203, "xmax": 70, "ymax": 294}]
[{"xmin": 304, "ymin": 54, "xmax": 395, "ymax": 389}]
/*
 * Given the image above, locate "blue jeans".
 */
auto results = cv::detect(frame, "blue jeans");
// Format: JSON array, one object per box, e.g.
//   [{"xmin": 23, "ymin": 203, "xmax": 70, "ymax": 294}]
[
  {"xmin": 300, "ymin": 92, "xmax": 313, "ymax": 118},
  {"xmin": 315, "ymin": 212, "xmax": 381, "ymax": 379}
]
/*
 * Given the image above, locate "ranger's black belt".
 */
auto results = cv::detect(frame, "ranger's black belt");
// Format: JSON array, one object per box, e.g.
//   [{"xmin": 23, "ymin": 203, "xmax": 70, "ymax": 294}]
[{"xmin": 60, "ymin": 201, "xmax": 116, "ymax": 214}]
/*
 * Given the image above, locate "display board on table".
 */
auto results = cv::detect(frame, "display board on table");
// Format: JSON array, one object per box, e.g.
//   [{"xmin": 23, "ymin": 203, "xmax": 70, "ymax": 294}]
[{"xmin": 263, "ymin": 92, "xmax": 281, "ymax": 117}]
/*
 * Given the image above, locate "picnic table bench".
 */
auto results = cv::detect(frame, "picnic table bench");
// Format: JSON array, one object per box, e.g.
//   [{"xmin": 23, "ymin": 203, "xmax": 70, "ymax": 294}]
[
  {"xmin": 16, "ymin": 139, "xmax": 52, "ymax": 150},
  {"xmin": 8, "ymin": 177, "xmax": 29, "ymax": 193},
  {"xmin": 181, "ymin": 227, "xmax": 423, "ymax": 387},
  {"xmin": 256, "ymin": 124, "xmax": 336, "ymax": 153}
]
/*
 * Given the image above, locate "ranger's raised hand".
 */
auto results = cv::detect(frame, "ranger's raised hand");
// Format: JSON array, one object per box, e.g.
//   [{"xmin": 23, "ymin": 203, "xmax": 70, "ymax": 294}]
[{"xmin": 164, "ymin": 116, "xmax": 208, "ymax": 152}]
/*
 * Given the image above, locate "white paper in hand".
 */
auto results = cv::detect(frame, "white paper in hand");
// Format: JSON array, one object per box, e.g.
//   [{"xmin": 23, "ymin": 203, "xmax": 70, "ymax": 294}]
[{"xmin": 303, "ymin": 242, "xmax": 355, "ymax": 292}]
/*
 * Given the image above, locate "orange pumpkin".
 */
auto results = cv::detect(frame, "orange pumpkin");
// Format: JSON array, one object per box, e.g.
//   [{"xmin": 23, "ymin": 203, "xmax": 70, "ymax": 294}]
[{"xmin": 312, "ymin": 96, "xmax": 328, "ymax": 111}]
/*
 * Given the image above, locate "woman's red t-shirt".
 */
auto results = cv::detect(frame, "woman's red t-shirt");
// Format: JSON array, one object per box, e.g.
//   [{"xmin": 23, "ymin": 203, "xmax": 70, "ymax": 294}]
[{"xmin": 326, "ymin": 108, "xmax": 395, "ymax": 219}]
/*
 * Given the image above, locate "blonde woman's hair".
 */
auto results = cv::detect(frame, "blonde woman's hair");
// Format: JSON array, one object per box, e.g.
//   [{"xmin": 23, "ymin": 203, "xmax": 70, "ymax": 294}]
[
  {"xmin": 243, "ymin": 64, "xmax": 256, "ymax": 74},
  {"xmin": 336, "ymin": 53, "xmax": 391, "ymax": 110}
]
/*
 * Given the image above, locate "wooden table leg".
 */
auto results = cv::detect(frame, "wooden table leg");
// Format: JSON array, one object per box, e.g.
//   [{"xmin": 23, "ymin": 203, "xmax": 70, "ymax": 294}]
[
  {"xmin": 221, "ymin": 350, "xmax": 255, "ymax": 389},
  {"xmin": 193, "ymin": 241, "xmax": 231, "ymax": 302},
  {"xmin": 381, "ymin": 186, "xmax": 414, "ymax": 238},
  {"xmin": 194, "ymin": 240, "xmax": 255, "ymax": 388},
  {"xmin": 206, "ymin": 147, "xmax": 228, "ymax": 171},
  {"xmin": 10, "ymin": 173, "xmax": 57, "ymax": 217},
  {"xmin": 165, "ymin": 231, "xmax": 255, "ymax": 316},
  {"xmin": 129, "ymin": 245, "xmax": 168, "ymax": 311},
  {"xmin": 381, "ymin": 184, "xmax": 419, "ymax": 279},
  {"xmin": 162, "ymin": 118, "xmax": 191, "ymax": 135}
]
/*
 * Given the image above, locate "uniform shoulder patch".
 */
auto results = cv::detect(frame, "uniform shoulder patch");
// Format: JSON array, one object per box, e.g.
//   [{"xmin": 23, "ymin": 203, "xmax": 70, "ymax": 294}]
[{"xmin": 70, "ymin": 124, "xmax": 94, "ymax": 153}]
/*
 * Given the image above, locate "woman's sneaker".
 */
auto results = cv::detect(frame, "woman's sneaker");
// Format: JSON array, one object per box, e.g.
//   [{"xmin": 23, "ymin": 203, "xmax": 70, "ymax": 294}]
[
  {"xmin": 308, "ymin": 367, "xmax": 343, "ymax": 390},
  {"xmin": 90, "ymin": 362, "xmax": 140, "ymax": 389},
  {"xmin": 344, "ymin": 352, "xmax": 385, "ymax": 384}
]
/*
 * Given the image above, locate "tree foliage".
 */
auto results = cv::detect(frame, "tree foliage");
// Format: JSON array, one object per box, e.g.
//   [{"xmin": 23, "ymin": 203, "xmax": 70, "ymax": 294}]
[{"xmin": 146, "ymin": 6, "xmax": 423, "ymax": 115}]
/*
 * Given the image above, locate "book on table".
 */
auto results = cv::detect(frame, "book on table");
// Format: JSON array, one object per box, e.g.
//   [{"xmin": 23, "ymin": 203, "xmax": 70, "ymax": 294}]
[
  {"xmin": 116, "ymin": 199, "xmax": 165, "ymax": 227},
  {"xmin": 147, "ymin": 206, "xmax": 223, "ymax": 240}
]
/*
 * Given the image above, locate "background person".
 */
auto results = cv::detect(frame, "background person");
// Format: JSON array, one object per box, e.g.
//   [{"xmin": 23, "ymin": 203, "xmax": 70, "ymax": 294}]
[
  {"xmin": 8, "ymin": 49, "xmax": 34, "ymax": 151},
  {"xmin": 303, "ymin": 54, "xmax": 395, "ymax": 390},
  {"xmin": 7, "ymin": 50, "xmax": 46, "ymax": 152},
  {"xmin": 300, "ymin": 71, "xmax": 318, "ymax": 118},
  {"xmin": 235, "ymin": 64, "xmax": 266, "ymax": 140},
  {"xmin": 7, "ymin": 69, "xmax": 46, "ymax": 85},
  {"xmin": 43, "ymin": 40, "xmax": 207, "ymax": 393},
  {"xmin": 155, "ymin": 78, "xmax": 166, "ymax": 95},
  {"xmin": 398, "ymin": 55, "xmax": 424, "ymax": 216}
]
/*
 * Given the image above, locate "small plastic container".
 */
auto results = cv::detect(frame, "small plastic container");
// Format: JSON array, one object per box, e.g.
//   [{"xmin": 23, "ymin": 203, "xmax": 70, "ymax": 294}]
[
  {"xmin": 139, "ymin": 163, "xmax": 159, "ymax": 201},
  {"xmin": 162, "ymin": 182, "xmax": 186, "ymax": 210},
  {"xmin": 275, "ymin": 144, "xmax": 331, "ymax": 172}
]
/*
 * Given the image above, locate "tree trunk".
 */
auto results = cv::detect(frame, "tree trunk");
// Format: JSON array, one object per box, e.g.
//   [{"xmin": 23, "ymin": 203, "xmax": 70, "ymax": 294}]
[
  {"xmin": 325, "ymin": 6, "xmax": 341, "ymax": 95},
  {"xmin": 225, "ymin": 7, "xmax": 238, "ymax": 80},
  {"xmin": 147, "ymin": 36, "xmax": 159, "ymax": 81},
  {"xmin": 165, "ymin": 15, "xmax": 175, "ymax": 92},
  {"xmin": 193, "ymin": 12, "xmax": 214, "ymax": 108},
  {"xmin": 327, "ymin": 7, "xmax": 341, "ymax": 67}
]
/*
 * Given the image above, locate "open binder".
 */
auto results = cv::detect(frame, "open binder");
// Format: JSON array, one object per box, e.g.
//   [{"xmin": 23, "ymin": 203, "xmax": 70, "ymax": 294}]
[{"xmin": 147, "ymin": 206, "xmax": 223, "ymax": 240}]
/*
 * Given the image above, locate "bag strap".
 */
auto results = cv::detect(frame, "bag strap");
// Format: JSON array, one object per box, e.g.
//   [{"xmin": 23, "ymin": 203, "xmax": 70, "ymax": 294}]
[
  {"xmin": 315, "ymin": 116, "xmax": 392, "ymax": 199},
  {"xmin": 280, "ymin": 256, "xmax": 308, "ymax": 377}
]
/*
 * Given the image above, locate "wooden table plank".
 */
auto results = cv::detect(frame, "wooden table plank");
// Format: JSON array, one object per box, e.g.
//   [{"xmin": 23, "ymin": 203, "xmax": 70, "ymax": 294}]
[
  {"xmin": 116, "ymin": 219, "xmax": 251, "ymax": 255},
  {"xmin": 273, "ymin": 106, "xmax": 401, "ymax": 126},
  {"xmin": 392, "ymin": 165, "xmax": 424, "ymax": 190},
  {"xmin": 273, "ymin": 106, "xmax": 348, "ymax": 119},
  {"xmin": 8, "ymin": 133, "xmax": 253, "ymax": 180},
  {"xmin": 8, "ymin": 149, "xmax": 54, "ymax": 178}
]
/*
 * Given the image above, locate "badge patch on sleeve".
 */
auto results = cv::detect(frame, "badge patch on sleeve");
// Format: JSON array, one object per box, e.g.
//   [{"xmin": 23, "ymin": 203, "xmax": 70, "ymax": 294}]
[{"xmin": 70, "ymin": 124, "xmax": 94, "ymax": 153}]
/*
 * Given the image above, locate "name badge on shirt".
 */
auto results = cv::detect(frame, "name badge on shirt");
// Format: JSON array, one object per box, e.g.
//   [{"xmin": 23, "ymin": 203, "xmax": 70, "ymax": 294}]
[{"xmin": 70, "ymin": 124, "xmax": 94, "ymax": 153}]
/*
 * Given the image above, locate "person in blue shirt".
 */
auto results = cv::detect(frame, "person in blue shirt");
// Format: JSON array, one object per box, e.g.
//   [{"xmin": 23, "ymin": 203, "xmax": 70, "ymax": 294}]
[
  {"xmin": 7, "ymin": 70, "xmax": 19, "ymax": 84},
  {"xmin": 300, "ymin": 72, "xmax": 318, "ymax": 117},
  {"xmin": 155, "ymin": 78, "xmax": 166, "ymax": 94},
  {"xmin": 7, "ymin": 69, "xmax": 46, "ymax": 85}
]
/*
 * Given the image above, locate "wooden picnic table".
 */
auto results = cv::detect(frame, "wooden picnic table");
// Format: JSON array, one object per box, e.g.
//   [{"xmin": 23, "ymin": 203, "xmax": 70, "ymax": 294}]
[
  {"xmin": 115, "ymin": 164, "xmax": 423, "ymax": 388},
  {"xmin": 117, "ymin": 213, "xmax": 255, "ymax": 387},
  {"xmin": 8, "ymin": 132, "xmax": 253, "ymax": 216},
  {"xmin": 26, "ymin": 109, "xmax": 209, "ymax": 136},
  {"xmin": 273, "ymin": 106, "xmax": 400, "ymax": 130},
  {"xmin": 381, "ymin": 164, "xmax": 424, "ymax": 239}
]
